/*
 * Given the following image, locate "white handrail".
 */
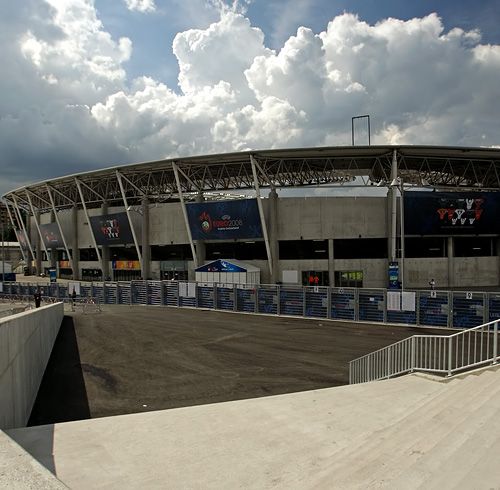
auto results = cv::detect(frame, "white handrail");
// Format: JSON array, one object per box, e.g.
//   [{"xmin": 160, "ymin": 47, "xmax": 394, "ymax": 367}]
[{"xmin": 349, "ymin": 319, "xmax": 500, "ymax": 384}]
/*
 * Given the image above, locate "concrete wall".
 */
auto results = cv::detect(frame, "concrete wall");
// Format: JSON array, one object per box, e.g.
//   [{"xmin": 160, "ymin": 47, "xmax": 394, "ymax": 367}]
[{"xmin": 0, "ymin": 303, "xmax": 64, "ymax": 430}]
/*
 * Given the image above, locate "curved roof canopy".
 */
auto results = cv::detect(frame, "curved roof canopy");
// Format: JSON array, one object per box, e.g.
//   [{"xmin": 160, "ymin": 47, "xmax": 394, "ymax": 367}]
[{"xmin": 4, "ymin": 145, "xmax": 500, "ymax": 212}]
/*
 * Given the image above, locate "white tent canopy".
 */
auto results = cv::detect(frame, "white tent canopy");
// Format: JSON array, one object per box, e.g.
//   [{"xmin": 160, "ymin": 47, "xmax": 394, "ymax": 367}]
[{"xmin": 195, "ymin": 259, "xmax": 260, "ymax": 285}]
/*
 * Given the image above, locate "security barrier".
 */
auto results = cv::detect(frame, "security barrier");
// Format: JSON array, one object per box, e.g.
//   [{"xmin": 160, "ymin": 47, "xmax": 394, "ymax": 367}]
[{"xmin": 1, "ymin": 280, "xmax": 500, "ymax": 329}]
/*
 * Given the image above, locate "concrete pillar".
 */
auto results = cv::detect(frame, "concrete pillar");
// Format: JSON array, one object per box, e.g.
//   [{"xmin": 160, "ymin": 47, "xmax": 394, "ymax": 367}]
[
  {"xmin": 101, "ymin": 202, "xmax": 110, "ymax": 280},
  {"xmin": 268, "ymin": 187, "xmax": 279, "ymax": 283},
  {"xmin": 498, "ymin": 238, "xmax": 500, "ymax": 287},
  {"xmin": 328, "ymin": 238, "xmax": 335, "ymax": 287},
  {"xmin": 35, "ymin": 210, "xmax": 42, "ymax": 275},
  {"xmin": 141, "ymin": 196, "xmax": 151, "ymax": 279},
  {"xmin": 72, "ymin": 205, "xmax": 79, "ymax": 280},
  {"xmin": 194, "ymin": 192, "xmax": 206, "ymax": 266},
  {"xmin": 49, "ymin": 211, "xmax": 57, "ymax": 270},
  {"xmin": 447, "ymin": 236, "xmax": 454, "ymax": 288}
]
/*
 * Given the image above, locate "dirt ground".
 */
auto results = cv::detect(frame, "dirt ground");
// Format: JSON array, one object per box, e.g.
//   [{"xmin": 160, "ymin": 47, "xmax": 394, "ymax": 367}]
[{"xmin": 28, "ymin": 305, "xmax": 451, "ymax": 426}]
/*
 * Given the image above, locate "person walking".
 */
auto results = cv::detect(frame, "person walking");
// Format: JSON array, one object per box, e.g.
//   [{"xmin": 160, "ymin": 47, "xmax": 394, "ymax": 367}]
[
  {"xmin": 429, "ymin": 278, "xmax": 436, "ymax": 290},
  {"xmin": 34, "ymin": 290, "xmax": 41, "ymax": 308}
]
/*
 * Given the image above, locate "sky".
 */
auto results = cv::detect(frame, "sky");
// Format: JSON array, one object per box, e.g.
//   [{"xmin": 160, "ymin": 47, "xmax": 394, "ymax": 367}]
[{"xmin": 1, "ymin": 0, "xmax": 500, "ymax": 196}]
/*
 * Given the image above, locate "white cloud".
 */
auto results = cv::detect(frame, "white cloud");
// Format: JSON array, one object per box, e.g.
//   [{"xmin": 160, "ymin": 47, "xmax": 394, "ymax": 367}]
[
  {"xmin": 2, "ymin": 5, "xmax": 500, "ymax": 196},
  {"xmin": 123, "ymin": 0, "xmax": 156, "ymax": 13}
]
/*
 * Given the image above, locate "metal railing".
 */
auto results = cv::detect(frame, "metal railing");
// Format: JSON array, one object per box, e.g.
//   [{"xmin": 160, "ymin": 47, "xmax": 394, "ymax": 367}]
[{"xmin": 349, "ymin": 319, "xmax": 500, "ymax": 384}]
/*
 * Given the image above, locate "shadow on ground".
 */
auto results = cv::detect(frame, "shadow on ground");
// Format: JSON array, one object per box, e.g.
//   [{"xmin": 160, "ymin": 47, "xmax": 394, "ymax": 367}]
[{"xmin": 28, "ymin": 316, "xmax": 90, "ymax": 426}]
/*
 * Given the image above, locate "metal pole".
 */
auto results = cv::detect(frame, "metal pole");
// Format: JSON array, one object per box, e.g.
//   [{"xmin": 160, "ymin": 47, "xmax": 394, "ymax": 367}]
[
  {"xmin": 1, "ymin": 223, "xmax": 4, "ymax": 281},
  {"xmin": 494, "ymin": 321, "xmax": 498, "ymax": 365},
  {"xmin": 3, "ymin": 200, "xmax": 26, "ymax": 264},
  {"xmin": 46, "ymin": 185, "xmax": 74, "ymax": 276},
  {"xmin": 12, "ymin": 196, "xmax": 36, "ymax": 268},
  {"xmin": 172, "ymin": 162, "xmax": 198, "ymax": 269},
  {"xmin": 447, "ymin": 336, "xmax": 452, "ymax": 376},
  {"xmin": 250, "ymin": 155, "xmax": 273, "ymax": 276},
  {"xmin": 400, "ymin": 179, "xmax": 405, "ymax": 292},
  {"xmin": 25, "ymin": 191, "xmax": 50, "ymax": 267},
  {"xmin": 75, "ymin": 179, "xmax": 104, "ymax": 275},
  {"xmin": 116, "ymin": 171, "xmax": 143, "ymax": 275}
]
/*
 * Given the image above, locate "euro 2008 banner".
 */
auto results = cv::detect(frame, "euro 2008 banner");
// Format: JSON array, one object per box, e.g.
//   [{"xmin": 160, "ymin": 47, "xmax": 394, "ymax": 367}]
[{"xmin": 186, "ymin": 199, "xmax": 263, "ymax": 240}]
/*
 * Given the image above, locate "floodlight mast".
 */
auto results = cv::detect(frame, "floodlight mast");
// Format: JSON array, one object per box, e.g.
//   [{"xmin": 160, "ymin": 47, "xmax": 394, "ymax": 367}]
[{"xmin": 351, "ymin": 115, "xmax": 371, "ymax": 146}]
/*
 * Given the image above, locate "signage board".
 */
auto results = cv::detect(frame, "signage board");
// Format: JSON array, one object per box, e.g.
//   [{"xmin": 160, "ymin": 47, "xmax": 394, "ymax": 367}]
[
  {"xmin": 90, "ymin": 213, "xmax": 134, "ymax": 245},
  {"xmin": 186, "ymin": 199, "xmax": 263, "ymax": 240},
  {"xmin": 40, "ymin": 223, "xmax": 63, "ymax": 248},
  {"xmin": 404, "ymin": 191, "xmax": 500, "ymax": 235}
]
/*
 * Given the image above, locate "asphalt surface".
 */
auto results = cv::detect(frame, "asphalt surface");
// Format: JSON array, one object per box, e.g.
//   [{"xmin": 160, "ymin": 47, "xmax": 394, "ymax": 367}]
[{"xmin": 29, "ymin": 305, "xmax": 452, "ymax": 426}]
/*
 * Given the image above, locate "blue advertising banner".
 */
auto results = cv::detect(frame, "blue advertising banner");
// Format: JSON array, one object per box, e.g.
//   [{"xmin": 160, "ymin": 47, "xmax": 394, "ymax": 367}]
[
  {"xmin": 404, "ymin": 191, "xmax": 500, "ymax": 235},
  {"xmin": 40, "ymin": 223, "xmax": 63, "ymax": 248},
  {"xmin": 90, "ymin": 212, "xmax": 134, "ymax": 245},
  {"xmin": 15, "ymin": 229, "xmax": 29, "ymax": 253},
  {"xmin": 186, "ymin": 199, "xmax": 263, "ymax": 240}
]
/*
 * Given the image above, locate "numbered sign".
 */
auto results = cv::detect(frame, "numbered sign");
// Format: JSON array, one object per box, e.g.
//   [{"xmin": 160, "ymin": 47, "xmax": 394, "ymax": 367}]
[{"xmin": 466, "ymin": 292, "xmax": 473, "ymax": 300}]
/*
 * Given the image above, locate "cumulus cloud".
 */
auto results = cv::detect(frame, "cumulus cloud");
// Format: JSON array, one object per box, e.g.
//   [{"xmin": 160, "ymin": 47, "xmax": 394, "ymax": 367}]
[
  {"xmin": 123, "ymin": 0, "xmax": 156, "ymax": 13},
  {"xmin": 1, "ymin": 3, "xmax": 500, "ymax": 196}
]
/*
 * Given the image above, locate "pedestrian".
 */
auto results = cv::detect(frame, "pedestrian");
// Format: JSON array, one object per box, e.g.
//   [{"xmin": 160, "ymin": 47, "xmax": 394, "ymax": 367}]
[
  {"xmin": 34, "ymin": 290, "xmax": 41, "ymax": 308},
  {"xmin": 429, "ymin": 278, "xmax": 436, "ymax": 290}
]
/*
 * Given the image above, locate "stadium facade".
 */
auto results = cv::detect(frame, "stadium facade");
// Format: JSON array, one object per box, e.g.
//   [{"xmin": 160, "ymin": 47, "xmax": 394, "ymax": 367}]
[{"xmin": 3, "ymin": 145, "xmax": 500, "ymax": 288}]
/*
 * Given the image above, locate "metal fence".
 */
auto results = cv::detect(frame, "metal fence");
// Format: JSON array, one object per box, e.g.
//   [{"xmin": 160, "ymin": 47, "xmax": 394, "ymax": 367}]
[
  {"xmin": 349, "ymin": 319, "xmax": 500, "ymax": 384},
  {"xmin": 1, "ymin": 281, "xmax": 500, "ymax": 329}
]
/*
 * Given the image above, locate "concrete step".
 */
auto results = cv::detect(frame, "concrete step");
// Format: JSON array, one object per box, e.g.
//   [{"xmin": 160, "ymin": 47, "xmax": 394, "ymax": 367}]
[
  {"xmin": 356, "ymin": 369, "xmax": 500, "ymax": 488},
  {"xmin": 310, "ymin": 370, "xmax": 493, "ymax": 487},
  {"xmin": 415, "ymin": 381, "xmax": 500, "ymax": 489}
]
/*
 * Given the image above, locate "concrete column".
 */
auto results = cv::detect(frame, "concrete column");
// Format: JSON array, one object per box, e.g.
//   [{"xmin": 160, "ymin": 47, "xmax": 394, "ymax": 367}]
[
  {"xmin": 101, "ymin": 202, "xmax": 110, "ymax": 280},
  {"xmin": 35, "ymin": 210, "xmax": 42, "ymax": 275},
  {"xmin": 268, "ymin": 187, "xmax": 279, "ymax": 283},
  {"xmin": 194, "ymin": 192, "xmax": 206, "ymax": 266},
  {"xmin": 328, "ymin": 238, "xmax": 335, "ymax": 287},
  {"xmin": 72, "ymin": 205, "xmax": 79, "ymax": 280},
  {"xmin": 498, "ymin": 238, "xmax": 500, "ymax": 287},
  {"xmin": 49, "ymin": 211, "xmax": 56, "ymax": 270},
  {"xmin": 447, "ymin": 236, "xmax": 454, "ymax": 288},
  {"xmin": 141, "ymin": 196, "xmax": 151, "ymax": 279}
]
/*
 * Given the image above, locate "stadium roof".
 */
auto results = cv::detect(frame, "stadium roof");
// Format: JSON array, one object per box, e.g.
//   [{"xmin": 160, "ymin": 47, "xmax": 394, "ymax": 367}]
[{"xmin": 4, "ymin": 145, "xmax": 500, "ymax": 212}]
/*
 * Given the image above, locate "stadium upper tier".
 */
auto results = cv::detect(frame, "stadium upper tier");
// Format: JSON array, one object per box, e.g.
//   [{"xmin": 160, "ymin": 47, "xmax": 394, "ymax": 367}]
[{"xmin": 4, "ymin": 145, "xmax": 500, "ymax": 211}]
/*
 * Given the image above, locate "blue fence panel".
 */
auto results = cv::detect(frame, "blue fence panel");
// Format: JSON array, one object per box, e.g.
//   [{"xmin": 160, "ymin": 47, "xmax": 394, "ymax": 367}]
[
  {"xmin": 131, "ymin": 281, "xmax": 147, "ymax": 305},
  {"xmin": 419, "ymin": 292, "xmax": 449, "ymax": 327},
  {"xmin": 164, "ymin": 282, "xmax": 178, "ymax": 306},
  {"xmin": 80, "ymin": 284, "xmax": 92, "ymax": 298},
  {"xmin": 331, "ymin": 289, "xmax": 356, "ymax": 320},
  {"xmin": 258, "ymin": 286, "xmax": 278, "ymax": 315},
  {"xmin": 10, "ymin": 283, "xmax": 19, "ymax": 295},
  {"xmin": 147, "ymin": 281, "xmax": 163, "ymax": 305},
  {"xmin": 48, "ymin": 284, "xmax": 58, "ymax": 298},
  {"xmin": 305, "ymin": 287, "xmax": 328, "ymax": 318},
  {"xmin": 58, "ymin": 285, "xmax": 68, "ymax": 299},
  {"xmin": 105, "ymin": 283, "xmax": 117, "ymax": 304},
  {"xmin": 92, "ymin": 284, "xmax": 105, "ymax": 304},
  {"xmin": 489, "ymin": 293, "xmax": 500, "ymax": 322},
  {"xmin": 280, "ymin": 287, "xmax": 304, "ymax": 316},
  {"xmin": 19, "ymin": 284, "xmax": 29, "ymax": 296},
  {"xmin": 216, "ymin": 286, "xmax": 234, "ymax": 311},
  {"xmin": 29, "ymin": 284, "xmax": 38, "ymax": 295},
  {"xmin": 197, "ymin": 285, "xmax": 214, "ymax": 309},
  {"xmin": 359, "ymin": 290, "xmax": 385, "ymax": 323},
  {"xmin": 236, "ymin": 286, "xmax": 256, "ymax": 313},
  {"xmin": 453, "ymin": 292, "xmax": 485, "ymax": 329},
  {"xmin": 118, "ymin": 283, "xmax": 131, "ymax": 305}
]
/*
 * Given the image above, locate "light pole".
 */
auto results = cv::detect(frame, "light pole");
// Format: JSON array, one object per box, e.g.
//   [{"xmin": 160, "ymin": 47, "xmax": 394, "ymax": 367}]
[
  {"xmin": 390, "ymin": 177, "xmax": 405, "ymax": 291},
  {"xmin": 1, "ymin": 222, "xmax": 5, "ymax": 281}
]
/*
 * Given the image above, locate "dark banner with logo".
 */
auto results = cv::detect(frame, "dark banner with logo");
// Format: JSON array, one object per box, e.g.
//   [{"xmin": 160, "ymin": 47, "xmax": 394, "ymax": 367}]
[
  {"xmin": 404, "ymin": 191, "xmax": 500, "ymax": 235},
  {"xmin": 186, "ymin": 199, "xmax": 263, "ymax": 240},
  {"xmin": 40, "ymin": 223, "xmax": 63, "ymax": 248},
  {"xmin": 90, "ymin": 212, "xmax": 134, "ymax": 245},
  {"xmin": 15, "ymin": 229, "xmax": 29, "ymax": 253}
]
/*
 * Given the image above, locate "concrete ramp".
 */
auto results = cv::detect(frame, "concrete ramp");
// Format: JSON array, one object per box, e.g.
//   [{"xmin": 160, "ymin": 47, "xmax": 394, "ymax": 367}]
[{"xmin": 8, "ymin": 368, "xmax": 500, "ymax": 489}]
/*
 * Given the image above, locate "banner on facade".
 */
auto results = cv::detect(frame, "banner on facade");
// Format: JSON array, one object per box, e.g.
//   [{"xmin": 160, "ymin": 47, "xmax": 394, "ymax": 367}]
[
  {"xmin": 15, "ymin": 229, "xmax": 29, "ymax": 253},
  {"xmin": 186, "ymin": 199, "xmax": 263, "ymax": 240},
  {"xmin": 404, "ymin": 191, "xmax": 500, "ymax": 235},
  {"xmin": 90, "ymin": 212, "xmax": 134, "ymax": 245},
  {"xmin": 112, "ymin": 260, "xmax": 140, "ymax": 270},
  {"xmin": 40, "ymin": 223, "xmax": 63, "ymax": 248}
]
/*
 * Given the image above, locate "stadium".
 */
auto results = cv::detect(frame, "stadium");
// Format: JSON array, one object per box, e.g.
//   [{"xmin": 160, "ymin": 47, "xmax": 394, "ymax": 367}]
[
  {"xmin": 2, "ymin": 145, "xmax": 500, "ymax": 487},
  {"xmin": 2, "ymin": 144, "xmax": 500, "ymax": 289}
]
